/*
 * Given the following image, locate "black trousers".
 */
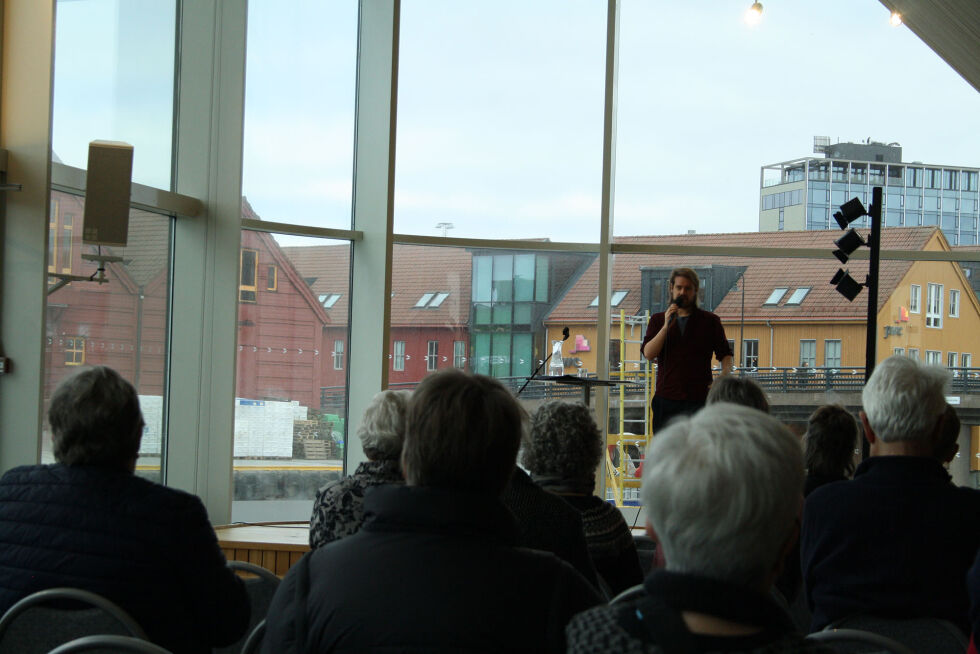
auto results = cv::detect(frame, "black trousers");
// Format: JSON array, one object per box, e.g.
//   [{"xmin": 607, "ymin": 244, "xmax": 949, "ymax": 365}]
[{"xmin": 651, "ymin": 396, "xmax": 704, "ymax": 433}]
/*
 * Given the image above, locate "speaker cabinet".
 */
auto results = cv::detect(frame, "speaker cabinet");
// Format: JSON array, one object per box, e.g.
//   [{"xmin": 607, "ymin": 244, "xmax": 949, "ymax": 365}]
[{"xmin": 82, "ymin": 140, "xmax": 133, "ymax": 247}]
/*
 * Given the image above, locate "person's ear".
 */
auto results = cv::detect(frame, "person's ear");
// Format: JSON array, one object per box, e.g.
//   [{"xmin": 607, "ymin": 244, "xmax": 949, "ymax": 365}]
[
  {"xmin": 646, "ymin": 520, "xmax": 666, "ymax": 570},
  {"xmin": 860, "ymin": 411, "xmax": 876, "ymax": 446}
]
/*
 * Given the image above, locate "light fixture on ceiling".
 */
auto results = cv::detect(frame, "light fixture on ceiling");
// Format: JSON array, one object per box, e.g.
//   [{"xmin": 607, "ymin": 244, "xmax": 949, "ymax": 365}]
[
  {"xmin": 889, "ymin": 11, "xmax": 903, "ymax": 27},
  {"xmin": 745, "ymin": 1, "xmax": 763, "ymax": 26}
]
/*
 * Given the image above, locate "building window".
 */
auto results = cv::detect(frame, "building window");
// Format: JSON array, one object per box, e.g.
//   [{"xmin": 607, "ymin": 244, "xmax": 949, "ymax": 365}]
[
  {"xmin": 950, "ymin": 289, "xmax": 960, "ymax": 317},
  {"xmin": 393, "ymin": 341, "xmax": 406, "ymax": 372},
  {"xmin": 318, "ymin": 293, "xmax": 342, "ymax": 309},
  {"xmin": 785, "ymin": 287, "xmax": 810, "ymax": 306},
  {"xmin": 743, "ymin": 339, "xmax": 759, "ymax": 368},
  {"xmin": 909, "ymin": 284, "xmax": 921, "ymax": 313},
  {"xmin": 948, "ymin": 352, "xmax": 958, "ymax": 368},
  {"xmin": 764, "ymin": 288, "xmax": 788, "ymax": 305},
  {"xmin": 453, "ymin": 340, "xmax": 465, "ymax": 369},
  {"xmin": 824, "ymin": 340, "xmax": 842, "ymax": 368},
  {"xmin": 333, "ymin": 340, "xmax": 344, "ymax": 371},
  {"xmin": 589, "ymin": 290, "xmax": 629, "ymax": 307},
  {"xmin": 48, "ymin": 204, "xmax": 74, "ymax": 276},
  {"xmin": 64, "ymin": 337, "xmax": 85, "ymax": 366},
  {"xmin": 239, "ymin": 249, "xmax": 258, "ymax": 303},
  {"xmin": 926, "ymin": 283, "xmax": 943, "ymax": 328},
  {"xmin": 778, "ymin": 208, "xmax": 784, "ymax": 231},
  {"xmin": 926, "ymin": 350, "xmax": 942, "ymax": 365},
  {"xmin": 427, "ymin": 340, "xmax": 439, "ymax": 372},
  {"xmin": 266, "ymin": 265, "xmax": 277, "ymax": 291},
  {"xmin": 963, "ymin": 353, "xmax": 973, "ymax": 369},
  {"xmin": 893, "ymin": 347, "xmax": 905, "ymax": 356},
  {"xmin": 799, "ymin": 340, "xmax": 816, "ymax": 367},
  {"xmin": 908, "ymin": 348, "xmax": 920, "ymax": 361}
]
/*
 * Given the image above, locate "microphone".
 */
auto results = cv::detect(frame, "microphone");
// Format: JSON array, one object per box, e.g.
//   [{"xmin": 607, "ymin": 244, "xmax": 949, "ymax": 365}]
[{"xmin": 667, "ymin": 297, "xmax": 681, "ymax": 324}]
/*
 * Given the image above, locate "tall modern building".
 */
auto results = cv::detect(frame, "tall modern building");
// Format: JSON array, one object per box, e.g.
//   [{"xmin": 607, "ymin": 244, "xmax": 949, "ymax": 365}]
[{"xmin": 759, "ymin": 138, "xmax": 980, "ymax": 245}]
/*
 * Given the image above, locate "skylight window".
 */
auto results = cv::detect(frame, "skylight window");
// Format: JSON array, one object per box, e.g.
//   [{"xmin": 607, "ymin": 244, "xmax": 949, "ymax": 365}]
[
  {"xmin": 785, "ymin": 287, "xmax": 811, "ymax": 305},
  {"xmin": 429, "ymin": 292, "xmax": 450, "ymax": 308},
  {"xmin": 414, "ymin": 292, "xmax": 450, "ymax": 308},
  {"xmin": 589, "ymin": 290, "xmax": 629, "ymax": 307},
  {"xmin": 414, "ymin": 293, "xmax": 434, "ymax": 308},
  {"xmin": 764, "ymin": 288, "xmax": 788, "ymax": 305},
  {"xmin": 318, "ymin": 293, "xmax": 341, "ymax": 308}
]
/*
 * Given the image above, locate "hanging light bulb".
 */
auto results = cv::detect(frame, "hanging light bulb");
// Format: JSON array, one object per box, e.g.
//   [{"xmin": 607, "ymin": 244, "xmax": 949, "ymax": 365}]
[
  {"xmin": 889, "ymin": 12, "xmax": 903, "ymax": 27},
  {"xmin": 745, "ymin": 2, "xmax": 763, "ymax": 26}
]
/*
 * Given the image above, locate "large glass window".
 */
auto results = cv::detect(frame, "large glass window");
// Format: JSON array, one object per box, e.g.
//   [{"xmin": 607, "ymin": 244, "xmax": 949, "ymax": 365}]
[
  {"xmin": 799, "ymin": 340, "xmax": 816, "ymax": 367},
  {"xmin": 232, "ymin": 232, "xmax": 351, "ymax": 522},
  {"xmin": 52, "ymin": 0, "xmax": 177, "ymax": 188},
  {"xmin": 824, "ymin": 340, "xmax": 842, "ymax": 368},
  {"xmin": 43, "ymin": 191, "xmax": 172, "ymax": 483},
  {"xmin": 927, "ymin": 283, "xmax": 943, "ymax": 328}
]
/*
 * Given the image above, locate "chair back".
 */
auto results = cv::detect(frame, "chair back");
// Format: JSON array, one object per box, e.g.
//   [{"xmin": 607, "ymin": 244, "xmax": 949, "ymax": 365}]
[
  {"xmin": 212, "ymin": 561, "xmax": 281, "ymax": 654},
  {"xmin": 609, "ymin": 583, "xmax": 645, "ymax": 604},
  {"xmin": 0, "ymin": 588, "xmax": 146, "ymax": 654},
  {"xmin": 807, "ymin": 628, "xmax": 916, "ymax": 654},
  {"xmin": 826, "ymin": 615, "xmax": 968, "ymax": 654},
  {"xmin": 240, "ymin": 620, "xmax": 266, "ymax": 654},
  {"xmin": 47, "ymin": 635, "xmax": 172, "ymax": 654}
]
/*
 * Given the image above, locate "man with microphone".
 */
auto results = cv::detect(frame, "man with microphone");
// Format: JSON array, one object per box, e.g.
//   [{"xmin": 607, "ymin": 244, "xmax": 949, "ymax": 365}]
[{"xmin": 641, "ymin": 267, "xmax": 733, "ymax": 432}]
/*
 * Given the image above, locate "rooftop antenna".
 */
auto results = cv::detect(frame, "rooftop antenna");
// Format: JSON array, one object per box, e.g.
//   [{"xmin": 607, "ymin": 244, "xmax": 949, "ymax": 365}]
[{"xmin": 435, "ymin": 222, "xmax": 454, "ymax": 238}]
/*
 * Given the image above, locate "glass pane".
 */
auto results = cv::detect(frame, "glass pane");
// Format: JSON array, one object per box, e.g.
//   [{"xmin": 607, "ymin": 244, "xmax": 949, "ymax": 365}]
[
  {"xmin": 52, "ymin": 0, "xmax": 176, "ymax": 189},
  {"xmin": 232, "ymin": 232, "xmax": 352, "ymax": 522},
  {"xmin": 395, "ymin": 0, "xmax": 606, "ymax": 240},
  {"xmin": 242, "ymin": 1, "xmax": 358, "ymax": 229},
  {"xmin": 43, "ymin": 190, "xmax": 172, "ymax": 483}
]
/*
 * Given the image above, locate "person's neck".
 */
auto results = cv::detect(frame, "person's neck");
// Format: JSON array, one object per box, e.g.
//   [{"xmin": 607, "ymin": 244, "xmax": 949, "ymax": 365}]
[
  {"xmin": 681, "ymin": 612, "xmax": 762, "ymax": 636},
  {"xmin": 677, "ymin": 306, "xmax": 693, "ymax": 317},
  {"xmin": 871, "ymin": 441, "xmax": 933, "ymax": 457}
]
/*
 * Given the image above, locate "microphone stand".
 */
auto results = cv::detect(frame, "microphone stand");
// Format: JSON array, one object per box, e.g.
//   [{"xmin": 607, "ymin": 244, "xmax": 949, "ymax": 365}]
[{"xmin": 517, "ymin": 328, "xmax": 569, "ymax": 397}]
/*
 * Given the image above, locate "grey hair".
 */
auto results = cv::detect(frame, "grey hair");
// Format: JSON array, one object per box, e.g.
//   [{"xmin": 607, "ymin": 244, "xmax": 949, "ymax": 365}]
[
  {"xmin": 358, "ymin": 390, "xmax": 411, "ymax": 461},
  {"xmin": 642, "ymin": 403, "xmax": 803, "ymax": 587},
  {"xmin": 862, "ymin": 355, "xmax": 949, "ymax": 443},
  {"xmin": 48, "ymin": 366, "xmax": 143, "ymax": 469},
  {"xmin": 523, "ymin": 400, "xmax": 602, "ymax": 480},
  {"xmin": 706, "ymin": 375, "xmax": 769, "ymax": 412}
]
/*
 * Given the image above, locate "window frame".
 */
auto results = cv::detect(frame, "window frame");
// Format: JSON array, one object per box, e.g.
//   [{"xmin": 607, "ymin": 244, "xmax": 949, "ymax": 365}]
[
  {"xmin": 333, "ymin": 339, "xmax": 344, "ymax": 371},
  {"xmin": 64, "ymin": 336, "xmax": 85, "ymax": 366},
  {"xmin": 949, "ymin": 288, "xmax": 960, "ymax": 317},
  {"xmin": 926, "ymin": 282, "xmax": 943, "ymax": 328},
  {"xmin": 824, "ymin": 339, "xmax": 842, "ymax": 368},
  {"xmin": 743, "ymin": 339, "xmax": 760, "ymax": 368},
  {"xmin": 266, "ymin": 264, "xmax": 277, "ymax": 292},
  {"xmin": 393, "ymin": 340, "xmax": 406, "ymax": 372},
  {"xmin": 453, "ymin": 340, "xmax": 465, "ymax": 369},
  {"xmin": 909, "ymin": 284, "xmax": 921, "ymax": 313},
  {"xmin": 799, "ymin": 339, "xmax": 816, "ymax": 367},
  {"xmin": 239, "ymin": 248, "xmax": 258, "ymax": 303},
  {"xmin": 427, "ymin": 340, "xmax": 439, "ymax": 372}
]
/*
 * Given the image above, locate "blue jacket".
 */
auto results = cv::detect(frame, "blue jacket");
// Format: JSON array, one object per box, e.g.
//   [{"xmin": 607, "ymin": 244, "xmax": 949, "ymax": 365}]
[
  {"xmin": 0, "ymin": 464, "xmax": 249, "ymax": 653},
  {"xmin": 801, "ymin": 456, "xmax": 980, "ymax": 633}
]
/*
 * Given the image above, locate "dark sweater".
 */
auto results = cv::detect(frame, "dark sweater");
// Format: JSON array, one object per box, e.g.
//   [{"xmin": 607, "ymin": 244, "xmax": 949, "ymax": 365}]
[
  {"xmin": 0, "ymin": 464, "xmax": 249, "ymax": 654},
  {"xmin": 262, "ymin": 485, "xmax": 603, "ymax": 653},
  {"xmin": 640, "ymin": 307, "xmax": 732, "ymax": 403},
  {"xmin": 801, "ymin": 456, "xmax": 980, "ymax": 632}
]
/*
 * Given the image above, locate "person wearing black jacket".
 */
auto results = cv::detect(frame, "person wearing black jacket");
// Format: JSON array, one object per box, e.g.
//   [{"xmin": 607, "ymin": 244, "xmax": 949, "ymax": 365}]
[{"xmin": 262, "ymin": 370, "xmax": 602, "ymax": 653}]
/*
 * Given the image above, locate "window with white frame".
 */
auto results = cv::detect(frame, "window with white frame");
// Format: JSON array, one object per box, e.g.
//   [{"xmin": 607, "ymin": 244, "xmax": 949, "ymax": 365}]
[
  {"xmin": 427, "ymin": 340, "xmax": 439, "ymax": 372},
  {"xmin": 893, "ymin": 347, "xmax": 905, "ymax": 356},
  {"xmin": 799, "ymin": 340, "xmax": 816, "ymax": 367},
  {"xmin": 948, "ymin": 352, "xmax": 958, "ymax": 368},
  {"xmin": 963, "ymin": 353, "xmax": 973, "ymax": 369},
  {"xmin": 908, "ymin": 348, "xmax": 920, "ymax": 361},
  {"xmin": 743, "ymin": 340, "xmax": 759, "ymax": 368},
  {"xmin": 393, "ymin": 341, "xmax": 406, "ymax": 371},
  {"xmin": 333, "ymin": 340, "xmax": 344, "ymax": 370},
  {"xmin": 926, "ymin": 283, "xmax": 943, "ymax": 328},
  {"xmin": 824, "ymin": 340, "xmax": 842, "ymax": 368},
  {"xmin": 926, "ymin": 350, "xmax": 942, "ymax": 365},
  {"xmin": 950, "ymin": 289, "xmax": 960, "ymax": 317},
  {"xmin": 909, "ymin": 284, "xmax": 921, "ymax": 313},
  {"xmin": 453, "ymin": 340, "xmax": 465, "ymax": 368}
]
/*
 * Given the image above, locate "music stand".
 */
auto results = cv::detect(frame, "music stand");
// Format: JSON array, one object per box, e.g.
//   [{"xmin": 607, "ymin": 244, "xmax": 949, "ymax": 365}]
[{"xmin": 530, "ymin": 375, "xmax": 632, "ymax": 406}]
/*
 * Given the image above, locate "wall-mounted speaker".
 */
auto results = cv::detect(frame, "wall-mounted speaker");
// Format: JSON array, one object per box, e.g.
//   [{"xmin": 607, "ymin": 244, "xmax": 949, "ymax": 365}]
[{"xmin": 82, "ymin": 140, "xmax": 133, "ymax": 247}]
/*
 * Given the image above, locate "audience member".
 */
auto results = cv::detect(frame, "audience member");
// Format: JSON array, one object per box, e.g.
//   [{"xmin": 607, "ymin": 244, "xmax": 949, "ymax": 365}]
[
  {"xmin": 803, "ymin": 404, "xmax": 859, "ymax": 496},
  {"xmin": 566, "ymin": 404, "xmax": 829, "ymax": 653},
  {"xmin": 309, "ymin": 389, "xmax": 409, "ymax": 548},
  {"xmin": 0, "ymin": 366, "xmax": 249, "ymax": 654},
  {"xmin": 262, "ymin": 370, "xmax": 602, "ymax": 653},
  {"xmin": 705, "ymin": 374, "xmax": 770, "ymax": 412},
  {"xmin": 502, "ymin": 465, "xmax": 600, "ymax": 590},
  {"xmin": 524, "ymin": 400, "xmax": 643, "ymax": 596},
  {"xmin": 801, "ymin": 356, "xmax": 980, "ymax": 633}
]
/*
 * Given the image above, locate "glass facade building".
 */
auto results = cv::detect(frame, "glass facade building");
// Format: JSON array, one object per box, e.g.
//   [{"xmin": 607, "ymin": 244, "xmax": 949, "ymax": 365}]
[{"xmin": 760, "ymin": 144, "xmax": 980, "ymax": 246}]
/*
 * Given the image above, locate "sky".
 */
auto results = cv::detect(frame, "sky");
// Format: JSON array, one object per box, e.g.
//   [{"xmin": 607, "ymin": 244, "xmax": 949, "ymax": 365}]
[{"xmin": 51, "ymin": 0, "xmax": 980, "ymax": 242}]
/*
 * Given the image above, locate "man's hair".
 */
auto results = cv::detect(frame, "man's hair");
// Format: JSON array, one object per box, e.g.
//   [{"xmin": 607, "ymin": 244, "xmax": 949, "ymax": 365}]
[
  {"xmin": 669, "ymin": 267, "xmax": 700, "ymax": 306},
  {"xmin": 48, "ymin": 366, "xmax": 143, "ymax": 469},
  {"xmin": 705, "ymin": 375, "xmax": 769, "ymax": 412},
  {"xmin": 642, "ymin": 403, "xmax": 803, "ymax": 587},
  {"xmin": 804, "ymin": 404, "xmax": 859, "ymax": 477},
  {"xmin": 402, "ymin": 370, "xmax": 522, "ymax": 495},
  {"xmin": 934, "ymin": 403, "xmax": 961, "ymax": 464},
  {"xmin": 358, "ymin": 389, "xmax": 411, "ymax": 461},
  {"xmin": 862, "ymin": 355, "xmax": 949, "ymax": 443},
  {"xmin": 523, "ymin": 400, "xmax": 602, "ymax": 481}
]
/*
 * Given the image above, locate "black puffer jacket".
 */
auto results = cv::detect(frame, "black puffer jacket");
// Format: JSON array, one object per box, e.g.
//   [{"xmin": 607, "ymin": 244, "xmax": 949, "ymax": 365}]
[{"xmin": 0, "ymin": 464, "xmax": 250, "ymax": 654}]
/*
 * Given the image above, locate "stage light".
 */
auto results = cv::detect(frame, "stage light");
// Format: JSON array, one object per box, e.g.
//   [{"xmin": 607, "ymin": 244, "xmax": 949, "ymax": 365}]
[
  {"xmin": 834, "ymin": 197, "xmax": 868, "ymax": 230},
  {"xmin": 745, "ymin": 1, "xmax": 763, "ymax": 25},
  {"xmin": 830, "ymin": 269, "xmax": 863, "ymax": 302},
  {"xmin": 833, "ymin": 228, "xmax": 867, "ymax": 263}
]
